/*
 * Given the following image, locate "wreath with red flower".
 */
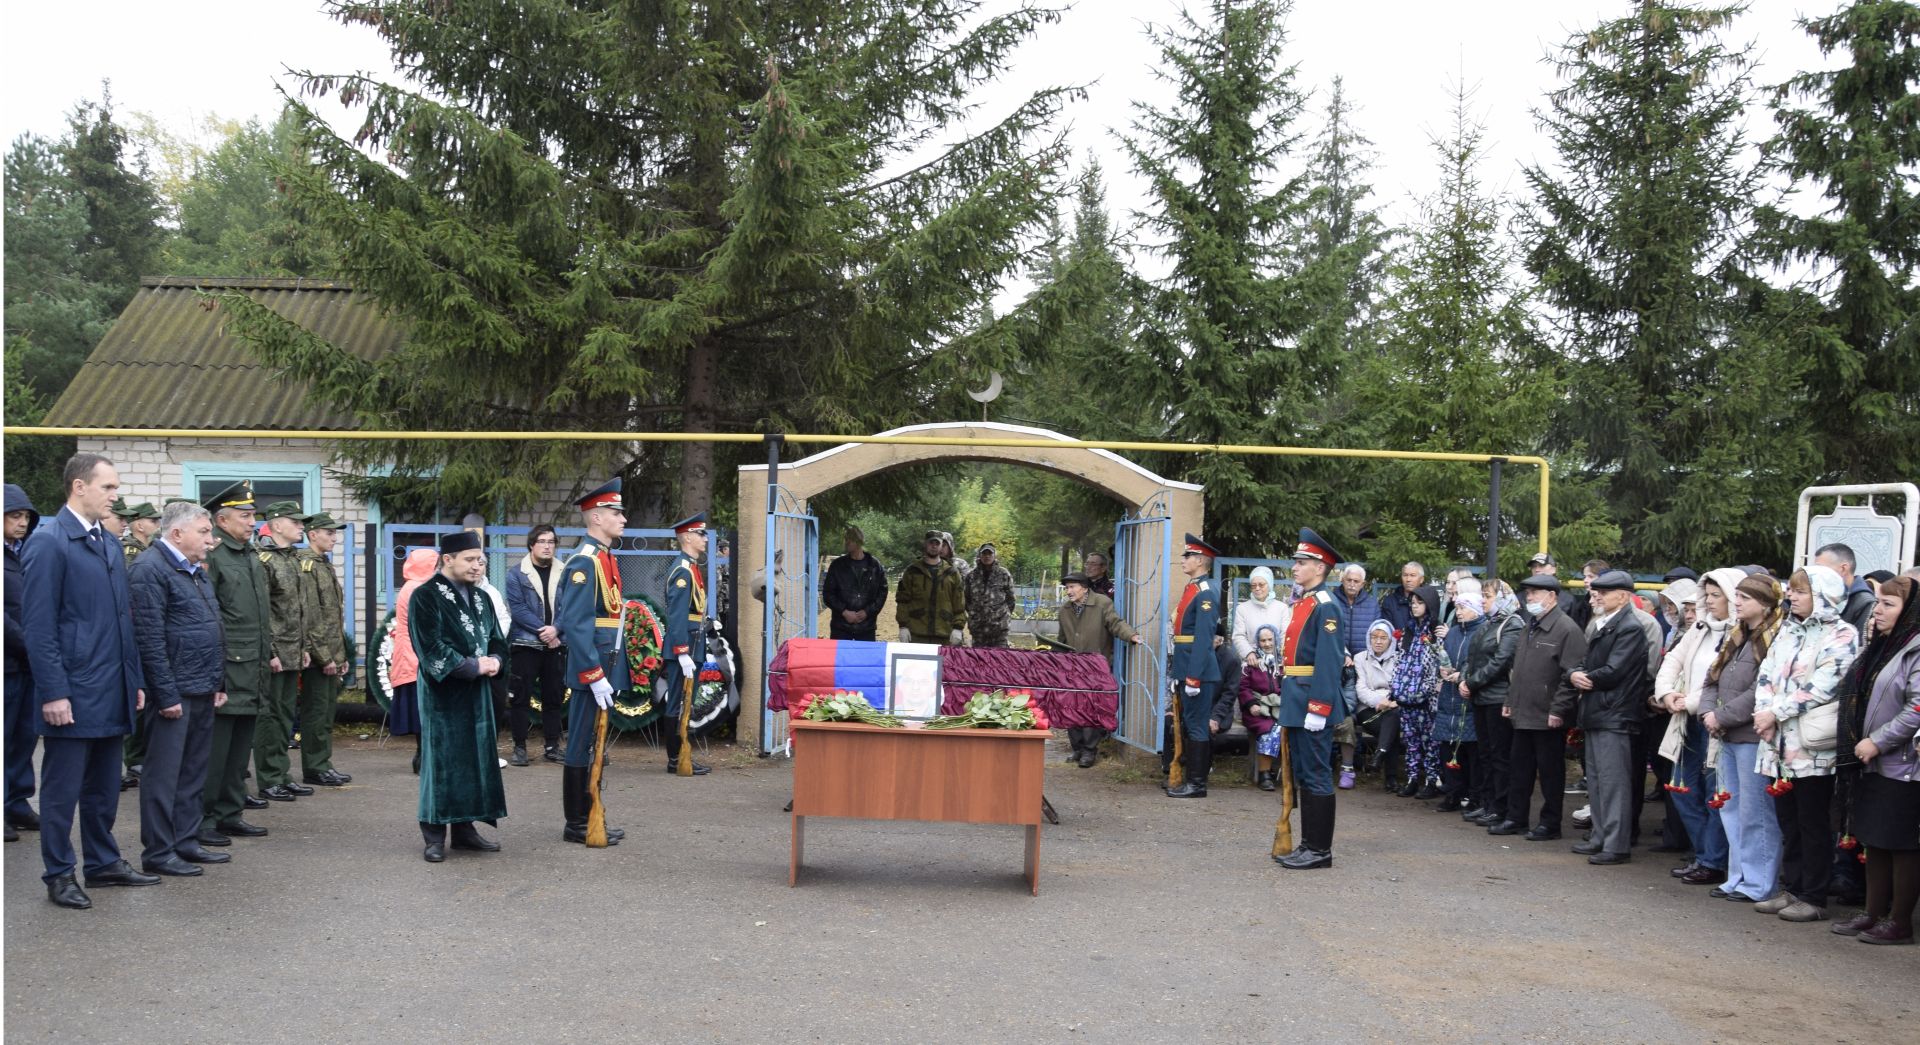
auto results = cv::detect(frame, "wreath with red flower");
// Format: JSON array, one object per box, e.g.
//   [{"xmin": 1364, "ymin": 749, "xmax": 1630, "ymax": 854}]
[{"xmin": 625, "ymin": 597, "xmax": 666, "ymax": 686}]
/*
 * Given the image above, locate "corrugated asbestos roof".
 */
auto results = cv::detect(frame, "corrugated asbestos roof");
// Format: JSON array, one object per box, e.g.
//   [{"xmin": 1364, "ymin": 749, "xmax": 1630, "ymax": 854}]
[{"xmin": 43, "ymin": 277, "xmax": 405, "ymax": 430}]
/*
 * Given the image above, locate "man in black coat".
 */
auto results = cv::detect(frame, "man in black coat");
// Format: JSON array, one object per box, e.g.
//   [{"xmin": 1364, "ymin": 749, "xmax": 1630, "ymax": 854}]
[
  {"xmin": 1568, "ymin": 571, "xmax": 1650, "ymax": 866},
  {"xmin": 822, "ymin": 526, "xmax": 888, "ymax": 642},
  {"xmin": 128, "ymin": 502, "xmax": 232, "ymax": 876},
  {"xmin": 4, "ymin": 483, "xmax": 41, "ymax": 842}
]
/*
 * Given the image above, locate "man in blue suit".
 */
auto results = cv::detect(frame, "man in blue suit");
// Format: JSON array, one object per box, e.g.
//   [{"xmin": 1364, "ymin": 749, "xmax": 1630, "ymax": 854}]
[
  {"xmin": 1165, "ymin": 533, "xmax": 1223, "ymax": 798},
  {"xmin": 553, "ymin": 478, "xmax": 630, "ymax": 847},
  {"xmin": 21, "ymin": 453, "xmax": 158, "ymax": 908}
]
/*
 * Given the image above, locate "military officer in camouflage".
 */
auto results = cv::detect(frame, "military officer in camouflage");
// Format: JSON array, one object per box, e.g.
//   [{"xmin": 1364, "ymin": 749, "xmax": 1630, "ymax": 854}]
[
  {"xmin": 963, "ymin": 543, "xmax": 1016, "ymax": 648},
  {"xmin": 1165, "ymin": 534, "xmax": 1223, "ymax": 798},
  {"xmin": 661, "ymin": 512, "xmax": 712, "ymax": 776},
  {"xmin": 553, "ymin": 479, "xmax": 628, "ymax": 846},
  {"xmin": 1274, "ymin": 527, "xmax": 1350, "ymax": 870},
  {"xmin": 200, "ymin": 482, "xmax": 271, "ymax": 843},
  {"xmin": 253, "ymin": 502, "xmax": 312, "ymax": 803},
  {"xmin": 296, "ymin": 512, "xmax": 352, "ymax": 788}
]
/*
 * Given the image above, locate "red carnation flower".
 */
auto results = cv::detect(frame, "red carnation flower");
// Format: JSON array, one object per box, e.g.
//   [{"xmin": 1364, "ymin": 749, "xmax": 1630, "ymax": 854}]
[{"xmin": 1445, "ymin": 760, "xmax": 1461, "ymax": 770}]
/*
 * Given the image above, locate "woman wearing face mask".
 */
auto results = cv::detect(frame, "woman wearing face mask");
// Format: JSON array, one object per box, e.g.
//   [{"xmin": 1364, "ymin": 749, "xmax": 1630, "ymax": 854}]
[
  {"xmin": 1653, "ymin": 569, "xmax": 1744, "ymax": 886},
  {"xmin": 1700, "ymin": 574, "xmax": 1788, "ymax": 904},
  {"xmin": 1354, "ymin": 620, "xmax": 1401, "ymax": 790},
  {"xmin": 1750, "ymin": 565, "xmax": 1861, "ymax": 923},
  {"xmin": 1238, "ymin": 625, "xmax": 1285, "ymax": 791},
  {"xmin": 1433, "ymin": 579, "xmax": 1484, "ymax": 812},
  {"xmin": 1389, "ymin": 586, "xmax": 1443, "ymax": 798},
  {"xmin": 1833, "ymin": 576, "xmax": 1920, "ymax": 945}
]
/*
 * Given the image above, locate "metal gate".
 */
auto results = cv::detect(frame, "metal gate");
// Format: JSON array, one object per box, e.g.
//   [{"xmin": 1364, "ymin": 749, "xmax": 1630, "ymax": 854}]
[
  {"xmin": 1112, "ymin": 491, "xmax": 1174, "ymax": 752},
  {"xmin": 760, "ymin": 485, "xmax": 819, "ymax": 754}
]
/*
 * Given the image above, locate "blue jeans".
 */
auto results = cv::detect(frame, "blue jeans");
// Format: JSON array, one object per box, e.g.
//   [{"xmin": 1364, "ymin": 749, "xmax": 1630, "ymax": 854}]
[
  {"xmin": 1670, "ymin": 717, "xmax": 1728, "ymax": 870},
  {"xmin": 1718, "ymin": 740, "xmax": 1782, "ymax": 900}
]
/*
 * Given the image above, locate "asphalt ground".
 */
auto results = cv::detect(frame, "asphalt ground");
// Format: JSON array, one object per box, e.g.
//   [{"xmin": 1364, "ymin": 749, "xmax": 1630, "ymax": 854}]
[{"xmin": 4, "ymin": 734, "xmax": 1916, "ymax": 1043}]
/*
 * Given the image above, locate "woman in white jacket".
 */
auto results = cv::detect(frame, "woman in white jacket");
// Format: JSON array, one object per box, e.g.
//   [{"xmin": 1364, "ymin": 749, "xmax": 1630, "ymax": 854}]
[
  {"xmin": 1354, "ymin": 620, "xmax": 1401, "ymax": 790},
  {"xmin": 1231, "ymin": 566, "xmax": 1291, "ymax": 667},
  {"xmin": 1654, "ymin": 568, "xmax": 1743, "ymax": 886}
]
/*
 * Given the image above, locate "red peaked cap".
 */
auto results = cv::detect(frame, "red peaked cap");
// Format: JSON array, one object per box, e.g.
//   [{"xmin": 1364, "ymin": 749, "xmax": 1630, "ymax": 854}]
[
  {"xmin": 1292, "ymin": 527, "xmax": 1339, "ymax": 567},
  {"xmin": 576, "ymin": 478, "xmax": 622, "ymax": 511}
]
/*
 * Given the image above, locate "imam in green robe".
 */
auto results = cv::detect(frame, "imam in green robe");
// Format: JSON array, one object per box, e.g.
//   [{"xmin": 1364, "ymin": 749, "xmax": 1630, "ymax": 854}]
[{"xmin": 409, "ymin": 573, "xmax": 509, "ymax": 828}]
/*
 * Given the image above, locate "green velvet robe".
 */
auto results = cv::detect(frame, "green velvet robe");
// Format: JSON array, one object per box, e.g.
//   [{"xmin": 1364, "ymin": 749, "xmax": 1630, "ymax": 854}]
[{"xmin": 410, "ymin": 574, "xmax": 509, "ymax": 825}]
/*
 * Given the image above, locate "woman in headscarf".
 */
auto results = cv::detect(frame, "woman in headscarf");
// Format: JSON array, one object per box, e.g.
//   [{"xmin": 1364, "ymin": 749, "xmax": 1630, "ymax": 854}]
[
  {"xmin": 1237, "ymin": 624, "xmax": 1284, "ymax": 791},
  {"xmin": 1355, "ymin": 619, "xmax": 1401, "ymax": 790},
  {"xmin": 1433, "ymin": 578, "xmax": 1484, "ymax": 812},
  {"xmin": 1390, "ymin": 586, "xmax": 1443, "ymax": 798},
  {"xmin": 1231, "ymin": 566, "xmax": 1291, "ymax": 667},
  {"xmin": 1653, "ymin": 568, "xmax": 1742, "ymax": 886},
  {"xmin": 1701, "ymin": 573, "xmax": 1788, "ymax": 904},
  {"xmin": 1833, "ymin": 576, "xmax": 1920, "ymax": 945},
  {"xmin": 1752, "ymin": 565, "xmax": 1861, "ymax": 923}
]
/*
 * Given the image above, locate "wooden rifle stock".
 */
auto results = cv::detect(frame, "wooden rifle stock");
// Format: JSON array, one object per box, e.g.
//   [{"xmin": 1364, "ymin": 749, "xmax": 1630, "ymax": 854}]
[{"xmin": 586, "ymin": 707, "xmax": 609, "ymax": 847}]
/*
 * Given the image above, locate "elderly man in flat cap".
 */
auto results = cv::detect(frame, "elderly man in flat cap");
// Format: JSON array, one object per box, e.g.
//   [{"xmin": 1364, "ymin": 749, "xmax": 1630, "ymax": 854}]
[{"xmin": 1568, "ymin": 570, "xmax": 1652, "ymax": 866}]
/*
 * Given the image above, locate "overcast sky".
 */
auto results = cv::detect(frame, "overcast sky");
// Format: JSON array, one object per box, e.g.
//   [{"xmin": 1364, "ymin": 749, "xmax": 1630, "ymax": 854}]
[{"xmin": 4, "ymin": 0, "xmax": 1837, "ymax": 249}]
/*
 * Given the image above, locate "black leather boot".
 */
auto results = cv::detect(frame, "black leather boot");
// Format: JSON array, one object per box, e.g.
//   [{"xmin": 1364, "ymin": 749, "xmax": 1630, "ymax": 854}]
[
  {"xmin": 1281, "ymin": 794, "xmax": 1334, "ymax": 869},
  {"xmin": 1166, "ymin": 740, "xmax": 1209, "ymax": 798},
  {"xmin": 663, "ymin": 735, "xmax": 712, "ymax": 776},
  {"xmin": 560, "ymin": 765, "xmax": 589, "ymax": 843},
  {"xmin": 420, "ymin": 821, "xmax": 446, "ymax": 863}
]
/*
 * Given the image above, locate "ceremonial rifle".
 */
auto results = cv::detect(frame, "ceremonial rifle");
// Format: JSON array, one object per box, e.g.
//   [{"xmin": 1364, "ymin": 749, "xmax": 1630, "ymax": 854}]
[{"xmin": 586, "ymin": 706, "xmax": 610, "ymax": 847}]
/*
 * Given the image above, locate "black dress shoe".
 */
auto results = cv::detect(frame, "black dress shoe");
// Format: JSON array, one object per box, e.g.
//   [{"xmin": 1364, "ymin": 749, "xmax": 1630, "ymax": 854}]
[
  {"xmin": 1525, "ymin": 826, "xmax": 1561, "ymax": 841},
  {"xmin": 141, "ymin": 855, "xmax": 204, "ymax": 877},
  {"xmin": 259, "ymin": 786, "xmax": 297, "ymax": 802},
  {"xmin": 450, "ymin": 826, "xmax": 501, "ymax": 852},
  {"xmin": 120, "ymin": 773, "xmax": 139, "ymax": 791},
  {"xmin": 1670, "ymin": 861, "xmax": 1700, "ymax": 879},
  {"xmin": 423, "ymin": 842, "xmax": 445, "ymax": 863},
  {"xmin": 244, "ymin": 794, "xmax": 269, "ymax": 809},
  {"xmin": 305, "ymin": 770, "xmax": 351, "ymax": 787},
  {"xmin": 282, "ymin": 781, "xmax": 315, "ymax": 797},
  {"xmin": 46, "ymin": 874, "xmax": 91, "ymax": 909},
  {"xmin": 1459, "ymin": 805, "xmax": 1484, "ymax": 820},
  {"xmin": 6, "ymin": 809, "xmax": 41, "ymax": 831},
  {"xmin": 1487, "ymin": 820, "xmax": 1521, "ymax": 836},
  {"xmin": 1588, "ymin": 851, "xmax": 1631, "ymax": 865},
  {"xmin": 217, "ymin": 819, "xmax": 268, "ymax": 837},
  {"xmin": 84, "ymin": 860, "xmax": 161, "ymax": 887},
  {"xmin": 1571, "ymin": 840, "xmax": 1603, "ymax": 856},
  {"xmin": 177, "ymin": 844, "xmax": 231, "ymax": 864},
  {"xmin": 1414, "ymin": 784, "xmax": 1442, "ymax": 800},
  {"xmin": 1433, "ymin": 798, "xmax": 1463, "ymax": 812},
  {"xmin": 195, "ymin": 828, "xmax": 232, "ymax": 847},
  {"xmin": 1470, "ymin": 810, "xmax": 1502, "ymax": 826},
  {"xmin": 1164, "ymin": 781, "xmax": 1207, "ymax": 798},
  {"xmin": 1279, "ymin": 847, "xmax": 1333, "ymax": 870},
  {"xmin": 665, "ymin": 761, "xmax": 713, "ymax": 776},
  {"xmin": 1680, "ymin": 866, "xmax": 1727, "ymax": 885}
]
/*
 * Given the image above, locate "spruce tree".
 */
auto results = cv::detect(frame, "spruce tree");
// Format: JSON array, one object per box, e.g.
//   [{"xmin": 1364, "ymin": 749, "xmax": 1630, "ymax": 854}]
[
  {"xmin": 1521, "ymin": 1, "xmax": 1815, "ymax": 567},
  {"xmin": 1122, "ymin": 0, "xmax": 1325, "ymax": 553},
  {"xmin": 1759, "ymin": 0, "xmax": 1919, "ymax": 480},
  {"xmin": 217, "ymin": 0, "xmax": 1077, "ymax": 520},
  {"xmin": 1297, "ymin": 76, "xmax": 1392, "ymax": 368}
]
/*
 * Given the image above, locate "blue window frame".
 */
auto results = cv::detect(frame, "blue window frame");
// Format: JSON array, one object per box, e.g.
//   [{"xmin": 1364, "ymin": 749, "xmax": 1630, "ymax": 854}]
[{"xmin": 181, "ymin": 461, "xmax": 322, "ymax": 514}]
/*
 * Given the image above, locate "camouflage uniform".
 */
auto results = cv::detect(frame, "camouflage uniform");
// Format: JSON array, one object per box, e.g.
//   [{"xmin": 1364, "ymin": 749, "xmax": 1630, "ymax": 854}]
[
  {"xmin": 296, "ymin": 542, "xmax": 348, "ymax": 782},
  {"xmin": 963, "ymin": 562, "xmax": 1016, "ymax": 648},
  {"xmin": 254, "ymin": 533, "xmax": 307, "ymax": 793}
]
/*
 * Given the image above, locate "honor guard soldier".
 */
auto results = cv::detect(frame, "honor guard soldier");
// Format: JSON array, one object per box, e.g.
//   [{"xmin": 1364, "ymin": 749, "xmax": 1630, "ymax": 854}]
[
  {"xmin": 1274, "ymin": 527, "xmax": 1349, "ymax": 870},
  {"xmin": 662, "ymin": 513, "xmax": 711, "ymax": 776},
  {"xmin": 1165, "ymin": 534, "xmax": 1222, "ymax": 798},
  {"xmin": 253, "ymin": 502, "xmax": 311, "ymax": 803},
  {"xmin": 553, "ymin": 479, "xmax": 628, "ymax": 846},
  {"xmin": 296, "ymin": 513, "xmax": 352, "ymax": 788},
  {"xmin": 199, "ymin": 482, "xmax": 272, "ymax": 843}
]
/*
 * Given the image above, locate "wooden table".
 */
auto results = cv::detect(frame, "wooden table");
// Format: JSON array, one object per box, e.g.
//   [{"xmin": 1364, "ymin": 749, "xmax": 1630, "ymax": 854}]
[{"xmin": 789, "ymin": 719, "xmax": 1047, "ymax": 895}]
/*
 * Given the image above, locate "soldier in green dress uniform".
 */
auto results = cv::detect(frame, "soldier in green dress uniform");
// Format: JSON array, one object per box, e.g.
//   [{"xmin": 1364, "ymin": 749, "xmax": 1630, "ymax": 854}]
[
  {"xmin": 296, "ymin": 513, "xmax": 352, "ymax": 788},
  {"xmin": 252, "ymin": 502, "xmax": 311, "ymax": 803},
  {"xmin": 199, "ymin": 482, "xmax": 272, "ymax": 844}
]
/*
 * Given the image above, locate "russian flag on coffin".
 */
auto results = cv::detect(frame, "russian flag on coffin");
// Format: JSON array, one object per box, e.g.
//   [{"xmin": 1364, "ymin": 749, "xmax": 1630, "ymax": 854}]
[{"xmin": 777, "ymin": 638, "xmax": 890, "ymax": 710}]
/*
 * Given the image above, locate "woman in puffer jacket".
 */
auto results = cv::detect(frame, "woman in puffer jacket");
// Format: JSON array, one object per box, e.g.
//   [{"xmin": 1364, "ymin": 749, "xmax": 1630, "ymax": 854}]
[
  {"xmin": 1753, "ymin": 564, "xmax": 1861, "ymax": 923},
  {"xmin": 1237, "ymin": 625, "xmax": 1283, "ymax": 791}
]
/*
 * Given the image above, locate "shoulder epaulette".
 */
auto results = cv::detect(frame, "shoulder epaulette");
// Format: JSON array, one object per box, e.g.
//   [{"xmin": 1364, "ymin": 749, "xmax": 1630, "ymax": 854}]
[{"xmin": 1314, "ymin": 590, "xmax": 1334, "ymax": 605}]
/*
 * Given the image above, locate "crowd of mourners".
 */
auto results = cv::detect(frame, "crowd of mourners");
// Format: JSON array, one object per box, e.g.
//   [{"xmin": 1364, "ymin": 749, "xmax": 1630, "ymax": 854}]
[{"xmin": 1215, "ymin": 550, "xmax": 1920, "ymax": 947}]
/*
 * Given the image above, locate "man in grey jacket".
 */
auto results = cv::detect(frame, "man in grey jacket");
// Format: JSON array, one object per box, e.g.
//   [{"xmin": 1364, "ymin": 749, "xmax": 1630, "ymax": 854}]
[{"xmin": 1501, "ymin": 574, "xmax": 1588, "ymax": 840}]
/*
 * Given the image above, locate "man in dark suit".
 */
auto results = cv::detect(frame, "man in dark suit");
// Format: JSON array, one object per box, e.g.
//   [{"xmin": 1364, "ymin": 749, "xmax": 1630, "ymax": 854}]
[
  {"xmin": 21, "ymin": 453, "xmax": 159, "ymax": 908},
  {"xmin": 5, "ymin": 484, "xmax": 42, "ymax": 843},
  {"xmin": 1568, "ymin": 570, "xmax": 1651, "ymax": 866}
]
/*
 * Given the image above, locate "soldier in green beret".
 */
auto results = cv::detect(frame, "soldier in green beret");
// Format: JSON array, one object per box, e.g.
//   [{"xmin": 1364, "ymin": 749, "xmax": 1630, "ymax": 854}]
[
  {"xmin": 200, "ymin": 482, "xmax": 272, "ymax": 843},
  {"xmin": 296, "ymin": 513, "xmax": 353, "ymax": 787},
  {"xmin": 253, "ymin": 502, "xmax": 312, "ymax": 803}
]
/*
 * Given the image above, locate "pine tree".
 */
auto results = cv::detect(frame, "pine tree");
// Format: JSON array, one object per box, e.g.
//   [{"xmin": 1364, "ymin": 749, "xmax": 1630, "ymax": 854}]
[
  {"xmin": 217, "ymin": 0, "xmax": 1078, "ymax": 521},
  {"xmin": 1359, "ymin": 79, "xmax": 1613, "ymax": 574},
  {"xmin": 1759, "ymin": 0, "xmax": 1920, "ymax": 480},
  {"xmin": 1521, "ymin": 1, "xmax": 1815, "ymax": 567},
  {"xmin": 1297, "ymin": 76, "xmax": 1393, "ymax": 368},
  {"xmin": 1122, "ymin": 0, "xmax": 1326, "ymax": 553}
]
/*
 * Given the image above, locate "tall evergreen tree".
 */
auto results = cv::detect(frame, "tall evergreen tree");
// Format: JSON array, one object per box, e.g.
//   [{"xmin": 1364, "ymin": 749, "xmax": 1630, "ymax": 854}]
[
  {"xmin": 1297, "ymin": 76, "xmax": 1393, "ymax": 367},
  {"xmin": 1759, "ymin": 0, "xmax": 1920, "ymax": 481},
  {"xmin": 1122, "ymin": 0, "xmax": 1325, "ymax": 553},
  {"xmin": 218, "ymin": 0, "xmax": 1077, "ymax": 521},
  {"xmin": 1521, "ymin": 1, "xmax": 1816, "ymax": 567}
]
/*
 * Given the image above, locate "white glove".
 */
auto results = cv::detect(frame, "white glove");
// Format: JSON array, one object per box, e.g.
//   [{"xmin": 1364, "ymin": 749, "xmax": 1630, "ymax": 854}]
[
  {"xmin": 949, "ymin": 629, "xmax": 964, "ymax": 645},
  {"xmin": 589, "ymin": 678, "xmax": 614, "ymax": 709},
  {"xmin": 678, "ymin": 654, "xmax": 696, "ymax": 678},
  {"xmin": 899, "ymin": 627, "xmax": 914, "ymax": 643},
  {"xmin": 1183, "ymin": 684, "xmax": 1200, "ymax": 698},
  {"xmin": 1305, "ymin": 712, "xmax": 1327, "ymax": 732}
]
